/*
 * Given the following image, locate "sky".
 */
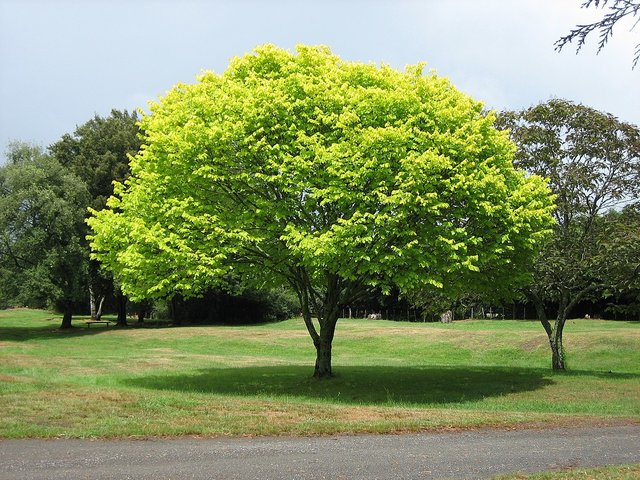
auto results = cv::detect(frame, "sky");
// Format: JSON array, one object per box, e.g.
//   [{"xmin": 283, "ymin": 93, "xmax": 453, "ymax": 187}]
[{"xmin": 0, "ymin": 0, "xmax": 638, "ymax": 162}]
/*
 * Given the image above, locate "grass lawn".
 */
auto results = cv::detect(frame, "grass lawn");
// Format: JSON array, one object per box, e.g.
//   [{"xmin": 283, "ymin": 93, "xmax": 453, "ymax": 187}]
[
  {"xmin": 0, "ymin": 309, "xmax": 638, "ymax": 438},
  {"xmin": 495, "ymin": 464, "xmax": 640, "ymax": 479}
]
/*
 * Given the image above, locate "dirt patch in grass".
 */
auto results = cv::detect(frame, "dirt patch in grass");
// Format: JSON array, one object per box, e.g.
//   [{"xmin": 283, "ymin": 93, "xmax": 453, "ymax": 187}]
[
  {"xmin": 340, "ymin": 325, "xmax": 445, "ymax": 337},
  {"xmin": 186, "ymin": 354, "xmax": 295, "ymax": 367},
  {"xmin": 0, "ymin": 353, "xmax": 61, "ymax": 369},
  {"xmin": 568, "ymin": 330, "xmax": 640, "ymax": 348},
  {"xmin": 0, "ymin": 374, "xmax": 30, "ymax": 383},
  {"xmin": 106, "ymin": 326, "xmax": 309, "ymax": 342},
  {"xmin": 521, "ymin": 338, "xmax": 546, "ymax": 351}
]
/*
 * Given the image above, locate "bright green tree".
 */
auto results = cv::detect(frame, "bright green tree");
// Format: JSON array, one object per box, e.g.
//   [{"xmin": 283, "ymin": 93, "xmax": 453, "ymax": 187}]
[
  {"xmin": 89, "ymin": 45, "xmax": 554, "ymax": 377},
  {"xmin": 0, "ymin": 143, "xmax": 89, "ymax": 328}
]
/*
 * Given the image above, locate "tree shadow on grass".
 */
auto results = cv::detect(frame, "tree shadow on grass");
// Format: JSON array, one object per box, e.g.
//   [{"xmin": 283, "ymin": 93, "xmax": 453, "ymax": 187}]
[
  {"xmin": 0, "ymin": 324, "xmax": 114, "ymax": 341},
  {"xmin": 125, "ymin": 365, "xmax": 554, "ymax": 406},
  {"xmin": 0, "ymin": 320, "xmax": 177, "ymax": 342}
]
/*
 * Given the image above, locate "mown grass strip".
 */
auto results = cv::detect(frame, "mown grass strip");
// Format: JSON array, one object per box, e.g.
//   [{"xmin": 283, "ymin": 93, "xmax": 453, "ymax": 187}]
[{"xmin": 494, "ymin": 463, "xmax": 640, "ymax": 479}]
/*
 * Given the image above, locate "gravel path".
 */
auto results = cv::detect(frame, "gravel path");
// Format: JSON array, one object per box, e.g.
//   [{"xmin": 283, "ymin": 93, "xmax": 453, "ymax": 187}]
[{"xmin": 1, "ymin": 426, "xmax": 639, "ymax": 479}]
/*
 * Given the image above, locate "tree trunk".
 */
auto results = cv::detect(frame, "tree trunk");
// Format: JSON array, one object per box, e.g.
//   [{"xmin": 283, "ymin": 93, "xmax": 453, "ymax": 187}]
[
  {"xmin": 291, "ymin": 269, "xmax": 346, "ymax": 379},
  {"xmin": 116, "ymin": 290, "xmax": 127, "ymax": 327},
  {"xmin": 549, "ymin": 335, "xmax": 565, "ymax": 370},
  {"xmin": 313, "ymin": 306, "xmax": 339, "ymax": 378},
  {"xmin": 60, "ymin": 305, "xmax": 73, "ymax": 329},
  {"xmin": 89, "ymin": 284, "xmax": 97, "ymax": 320},
  {"xmin": 531, "ymin": 292, "xmax": 567, "ymax": 371},
  {"xmin": 314, "ymin": 338, "xmax": 333, "ymax": 378},
  {"xmin": 550, "ymin": 315, "xmax": 567, "ymax": 370},
  {"xmin": 95, "ymin": 295, "xmax": 105, "ymax": 321}
]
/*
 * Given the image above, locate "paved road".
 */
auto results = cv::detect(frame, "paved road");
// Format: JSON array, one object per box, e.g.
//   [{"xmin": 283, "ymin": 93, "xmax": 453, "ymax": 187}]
[{"xmin": 1, "ymin": 426, "xmax": 639, "ymax": 479}]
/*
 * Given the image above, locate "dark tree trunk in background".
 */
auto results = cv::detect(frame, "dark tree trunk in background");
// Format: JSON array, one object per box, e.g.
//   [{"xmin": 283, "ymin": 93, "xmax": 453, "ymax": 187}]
[
  {"xmin": 89, "ymin": 284, "xmax": 97, "ymax": 320},
  {"xmin": 136, "ymin": 305, "xmax": 148, "ymax": 324},
  {"xmin": 60, "ymin": 305, "xmax": 73, "ymax": 329},
  {"xmin": 116, "ymin": 290, "xmax": 127, "ymax": 327},
  {"xmin": 169, "ymin": 297, "xmax": 182, "ymax": 325}
]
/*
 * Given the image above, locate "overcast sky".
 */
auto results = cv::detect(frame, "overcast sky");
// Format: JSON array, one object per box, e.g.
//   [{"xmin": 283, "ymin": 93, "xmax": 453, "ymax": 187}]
[{"xmin": 1, "ymin": 0, "xmax": 638, "ymax": 162}]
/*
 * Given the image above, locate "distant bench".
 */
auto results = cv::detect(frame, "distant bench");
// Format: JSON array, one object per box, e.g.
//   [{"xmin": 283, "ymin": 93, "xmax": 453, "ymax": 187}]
[{"xmin": 85, "ymin": 320, "xmax": 112, "ymax": 328}]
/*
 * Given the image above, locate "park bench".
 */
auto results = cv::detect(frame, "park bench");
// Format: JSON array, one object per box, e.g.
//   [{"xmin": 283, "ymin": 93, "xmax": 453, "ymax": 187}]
[{"xmin": 85, "ymin": 319, "xmax": 112, "ymax": 328}]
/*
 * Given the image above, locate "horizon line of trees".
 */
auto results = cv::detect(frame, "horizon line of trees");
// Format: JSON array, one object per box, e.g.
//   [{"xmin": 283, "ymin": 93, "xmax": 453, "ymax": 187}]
[
  {"xmin": 0, "ymin": 111, "xmax": 300, "ymax": 327},
  {"xmin": 1, "ymin": 96, "xmax": 639, "ymax": 372}
]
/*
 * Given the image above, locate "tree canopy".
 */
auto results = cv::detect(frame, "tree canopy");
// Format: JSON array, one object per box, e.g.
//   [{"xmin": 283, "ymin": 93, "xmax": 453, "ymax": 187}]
[
  {"xmin": 599, "ymin": 205, "xmax": 640, "ymax": 318},
  {"xmin": 89, "ymin": 44, "xmax": 554, "ymax": 377},
  {"xmin": 50, "ymin": 109, "xmax": 141, "ymax": 212}
]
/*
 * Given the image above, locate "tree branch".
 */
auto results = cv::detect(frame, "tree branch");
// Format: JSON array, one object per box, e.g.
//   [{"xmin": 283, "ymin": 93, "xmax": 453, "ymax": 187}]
[{"xmin": 555, "ymin": 0, "xmax": 640, "ymax": 69}]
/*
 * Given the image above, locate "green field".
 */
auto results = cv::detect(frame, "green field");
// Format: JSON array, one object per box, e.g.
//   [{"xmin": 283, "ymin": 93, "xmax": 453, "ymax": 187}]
[
  {"xmin": 0, "ymin": 309, "xmax": 638, "ymax": 438},
  {"xmin": 496, "ymin": 464, "xmax": 640, "ymax": 479}
]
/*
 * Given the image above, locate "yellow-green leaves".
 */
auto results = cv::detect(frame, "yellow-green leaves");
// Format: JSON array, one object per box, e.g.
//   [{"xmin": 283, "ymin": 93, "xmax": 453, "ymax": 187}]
[{"xmin": 88, "ymin": 44, "xmax": 554, "ymax": 302}]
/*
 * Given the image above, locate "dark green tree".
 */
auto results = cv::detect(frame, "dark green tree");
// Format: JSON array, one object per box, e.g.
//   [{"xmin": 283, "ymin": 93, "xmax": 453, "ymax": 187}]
[
  {"xmin": 50, "ymin": 109, "xmax": 142, "ymax": 325},
  {"xmin": 498, "ymin": 99, "xmax": 640, "ymax": 369},
  {"xmin": 600, "ymin": 206, "xmax": 640, "ymax": 318},
  {"xmin": 50, "ymin": 109, "xmax": 141, "ymax": 210},
  {"xmin": 0, "ymin": 143, "xmax": 90, "ymax": 328}
]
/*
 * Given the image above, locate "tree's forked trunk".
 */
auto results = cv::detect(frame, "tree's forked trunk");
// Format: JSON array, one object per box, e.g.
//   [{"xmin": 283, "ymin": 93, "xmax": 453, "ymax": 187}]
[
  {"xmin": 292, "ymin": 270, "xmax": 344, "ymax": 379},
  {"xmin": 531, "ymin": 292, "xmax": 567, "ymax": 371},
  {"xmin": 548, "ymin": 333, "xmax": 566, "ymax": 370}
]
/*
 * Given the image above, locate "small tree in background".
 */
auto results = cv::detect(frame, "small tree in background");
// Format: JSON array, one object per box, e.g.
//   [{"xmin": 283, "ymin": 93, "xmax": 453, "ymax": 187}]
[
  {"xmin": 89, "ymin": 45, "xmax": 554, "ymax": 377},
  {"xmin": 498, "ymin": 99, "xmax": 640, "ymax": 370}
]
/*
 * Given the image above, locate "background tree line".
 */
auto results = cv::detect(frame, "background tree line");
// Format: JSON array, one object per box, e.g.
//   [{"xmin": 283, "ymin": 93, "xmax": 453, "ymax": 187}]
[
  {"xmin": 0, "ymin": 96, "xmax": 638, "ymax": 373},
  {"xmin": 0, "ymin": 110, "xmax": 299, "ymax": 327}
]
